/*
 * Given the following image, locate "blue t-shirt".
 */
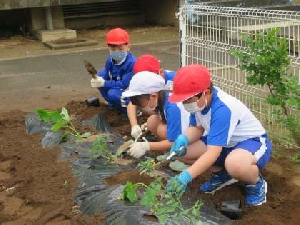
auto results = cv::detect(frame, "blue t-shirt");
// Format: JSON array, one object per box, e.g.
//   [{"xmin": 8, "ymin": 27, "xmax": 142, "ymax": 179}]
[
  {"xmin": 162, "ymin": 70, "xmax": 190, "ymax": 142},
  {"xmin": 97, "ymin": 52, "xmax": 136, "ymax": 89},
  {"xmin": 189, "ymin": 87, "xmax": 266, "ymax": 147}
]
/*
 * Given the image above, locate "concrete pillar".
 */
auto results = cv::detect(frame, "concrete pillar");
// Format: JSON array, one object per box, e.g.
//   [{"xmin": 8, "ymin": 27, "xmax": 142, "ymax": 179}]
[
  {"xmin": 45, "ymin": 7, "xmax": 54, "ymax": 30},
  {"xmin": 29, "ymin": 7, "xmax": 46, "ymax": 31},
  {"xmin": 29, "ymin": 6, "xmax": 65, "ymax": 32},
  {"xmin": 29, "ymin": 5, "xmax": 76, "ymax": 42}
]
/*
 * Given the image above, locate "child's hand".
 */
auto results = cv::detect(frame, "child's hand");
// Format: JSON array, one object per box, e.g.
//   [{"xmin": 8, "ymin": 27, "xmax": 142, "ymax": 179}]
[
  {"xmin": 166, "ymin": 170, "xmax": 192, "ymax": 195},
  {"xmin": 131, "ymin": 125, "xmax": 142, "ymax": 139},
  {"xmin": 91, "ymin": 77, "xmax": 105, "ymax": 88},
  {"xmin": 128, "ymin": 142, "xmax": 150, "ymax": 158}
]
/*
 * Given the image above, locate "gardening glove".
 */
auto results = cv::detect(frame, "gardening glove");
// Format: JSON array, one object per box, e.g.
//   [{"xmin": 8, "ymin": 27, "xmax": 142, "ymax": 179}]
[
  {"xmin": 166, "ymin": 170, "xmax": 192, "ymax": 195},
  {"xmin": 91, "ymin": 76, "xmax": 105, "ymax": 88},
  {"xmin": 170, "ymin": 134, "xmax": 189, "ymax": 156},
  {"xmin": 128, "ymin": 142, "xmax": 150, "ymax": 159},
  {"xmin": 131, "ymin": 125, "xmax": 142, "ymax": 139},
  {"xmin": 141, "ymin": 122, "xmax": 147, "ymax": 131}
]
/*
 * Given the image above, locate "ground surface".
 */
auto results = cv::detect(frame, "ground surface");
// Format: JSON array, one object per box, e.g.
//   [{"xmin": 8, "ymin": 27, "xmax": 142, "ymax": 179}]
[{"xmin": 0, "ymin": 26, "xmax": 300, "ymax": 224}]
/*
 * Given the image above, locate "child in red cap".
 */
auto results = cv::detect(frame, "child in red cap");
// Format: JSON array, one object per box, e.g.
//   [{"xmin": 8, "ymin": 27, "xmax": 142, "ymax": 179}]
[{"xmin": 90, "ymin": 28, "xmax": 136, "ymax": 114}]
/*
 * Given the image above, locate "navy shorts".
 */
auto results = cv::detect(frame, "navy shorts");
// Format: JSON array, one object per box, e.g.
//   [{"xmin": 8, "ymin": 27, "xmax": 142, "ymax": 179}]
[{"xmin": 201, "ymin": 134, "xmax": 272, "ymax": 169}]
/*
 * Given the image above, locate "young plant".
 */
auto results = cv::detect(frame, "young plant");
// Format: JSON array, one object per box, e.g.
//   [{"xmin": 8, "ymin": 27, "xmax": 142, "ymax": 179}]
[
  {"xmin": 119, "ymin": 181, "xmax": 147, "ymax": 203},
  {"xmin": 120, "ymin": 178, "xmax": 202, "ymax": 224},
  {"xmin": 89, "ymin": 134, "xmax": 115, "ymax": 162},
  {"xmin": 231, "ymin": 28, "xmax": 300, "ymax": 146},
  {"xmin": 36, "ymin": 107, "xmax": 90, "ymax": 141},
  {"xmin": 136, "ymin": 158, "xmax": 157, "ymax": 175}
]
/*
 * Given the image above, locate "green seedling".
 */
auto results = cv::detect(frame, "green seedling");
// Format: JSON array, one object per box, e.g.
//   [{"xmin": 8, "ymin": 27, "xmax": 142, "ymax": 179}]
[
  {"xmin": 231, "ymin": 28, "xmax": 300, "ymax": 146},
  {"xmin": 36, "ymin": 107, "xmax": 90, "ymax": 141},
  {"xmin": 137, "ymin": 158, "xmax": 157, "ymax": 175},
  {"xmin": 119, "ymin": 181, "xmax": 147, "ymax": 203},
  {"xmin": 89, "ymin": 134, "xmax": 115, "ymax": 162},
  {"xmin": 120, "ymin": 178, "xmax": 202, "ymax": 224}
]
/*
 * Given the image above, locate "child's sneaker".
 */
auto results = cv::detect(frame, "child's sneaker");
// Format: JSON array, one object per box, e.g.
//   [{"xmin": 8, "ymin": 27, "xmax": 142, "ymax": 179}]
[
  {"xmin": 245, "ymin": 174, "xmax": 267, "ymax": 206},
  {"xmin": 200, "ymin": 169, "xmax": 237, "ymax": 194}
]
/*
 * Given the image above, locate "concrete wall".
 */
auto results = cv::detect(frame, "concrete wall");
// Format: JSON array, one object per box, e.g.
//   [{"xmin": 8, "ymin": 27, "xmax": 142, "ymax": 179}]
[
  {"xmin": 29, "ymin": 6, "xmax": 65, "ymax": 31},
  {"xmin": 65, "ymin": 13, "xmax": 146, "ymax": 29},
  {"xmin": 0, "ymin": 0, "xmax": 113, "ymax": 10},
  {"xmin": 140, "ymin": 0, "xmax": 180, "ymax": 26}
]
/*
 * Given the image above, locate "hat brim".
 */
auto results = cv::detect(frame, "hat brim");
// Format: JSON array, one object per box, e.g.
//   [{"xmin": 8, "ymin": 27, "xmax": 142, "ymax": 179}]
[
  {"xmin": 169, "ymin": 92, "xmax": 199, "ymax": 103},
  {"xmin": 122, "ymin": 90, "xmax": 143, "ymax": 98},
  {"xmin": 107, "ymin": 41, "xmax": 128, "ymax": 45}
]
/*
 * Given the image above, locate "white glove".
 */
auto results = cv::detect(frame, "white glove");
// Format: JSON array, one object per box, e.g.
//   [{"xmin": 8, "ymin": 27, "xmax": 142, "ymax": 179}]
[
  {"xmin": 128, "ymin": 142, "xmax": 150, "ymax": 159},
  {"xmin": 141, "ymin": 122, "xmax": 147, "ymax": 131},
  {"xmin": 131, "ymin": 125, "xmax": 142, "ymax": 139},
  {"xmin": 91, "ymin": 77, "xmax": 105, "ymax": 88}
]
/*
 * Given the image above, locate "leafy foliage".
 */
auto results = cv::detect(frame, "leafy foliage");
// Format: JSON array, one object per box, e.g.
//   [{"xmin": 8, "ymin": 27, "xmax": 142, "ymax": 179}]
[
  {"xmin": 136, "ymin": 158, "xmax": 157, "ymax": 175},
  {"xmin": 36, "ymin": 107, "xmax": 90, "ymax": 141},
  {"xmin": 120, "ymin": 178, "xmax": 202, "ymax": 224},
  {"xmin": 231, "ymin": 28, "xmax": 300, "ymax": 145},
  {"xmin": 119, "ymin": 182, "xmax": 146, "ymax": 203},
  {"xmin": 89, "ymin": 134, "xmax": 114, "ymax": 161}
]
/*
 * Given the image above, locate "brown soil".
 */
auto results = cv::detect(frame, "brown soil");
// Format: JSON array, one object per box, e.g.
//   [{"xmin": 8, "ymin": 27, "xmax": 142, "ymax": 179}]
[{"xmin": 0, "ymin": 101, "xmax": 300, "ymax": 224}]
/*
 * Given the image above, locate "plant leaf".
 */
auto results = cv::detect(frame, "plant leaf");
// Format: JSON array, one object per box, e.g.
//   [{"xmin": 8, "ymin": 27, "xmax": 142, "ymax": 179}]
[
  {"xmin": 60, "ymin": 107, "xmax": 70, "ymax": 122},
  {"xmin": 51, "ymin": 120, "xmax": 66, "ymax": 132},
  {"xmin": 36, "ymin": 109, "xmax": 50, "ymax": 122}
]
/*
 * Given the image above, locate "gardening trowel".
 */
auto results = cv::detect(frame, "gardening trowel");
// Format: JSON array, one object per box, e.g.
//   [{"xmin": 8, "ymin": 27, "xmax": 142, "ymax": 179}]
[
  {"xmin": 83, "ymin": 59, "xmax": 97, "ymax": 79},
  {"xmin": 154, "ymin": 146, "xmax": 186, "ymax": 169}
]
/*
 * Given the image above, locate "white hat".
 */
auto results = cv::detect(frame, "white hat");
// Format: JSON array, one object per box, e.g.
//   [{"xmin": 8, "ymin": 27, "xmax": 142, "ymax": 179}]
[{"xmin": 122, "ymin": 71, "xmax": 165, "ymax": 98}]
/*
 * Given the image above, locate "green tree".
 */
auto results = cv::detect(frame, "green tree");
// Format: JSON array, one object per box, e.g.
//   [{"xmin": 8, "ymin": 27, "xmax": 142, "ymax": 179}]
[{"xmin": 231, "ymin": 28, "xmax": 300, "ymax": 146}]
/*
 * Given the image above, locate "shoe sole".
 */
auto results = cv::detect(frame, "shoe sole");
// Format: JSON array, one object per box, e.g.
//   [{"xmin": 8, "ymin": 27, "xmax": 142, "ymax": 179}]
[{"xmin": 204, "ymin": 178, "xmax": 238, "ymax": 195}]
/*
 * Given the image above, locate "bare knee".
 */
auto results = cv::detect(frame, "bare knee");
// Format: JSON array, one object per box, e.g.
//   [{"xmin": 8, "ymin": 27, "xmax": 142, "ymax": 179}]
[
  {"xmin": 146, "ymin": 115, "xmax": 160, "ymax": 133},
  {"xmin": 225, "ymin": 149, "xmax": 257, "ymax": 177}
]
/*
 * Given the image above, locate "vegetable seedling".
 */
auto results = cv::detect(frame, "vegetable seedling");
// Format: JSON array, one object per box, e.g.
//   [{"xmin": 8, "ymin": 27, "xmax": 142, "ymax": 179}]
[
  {"xmin": 36, "ymin": 107, "xmax": 90, "ymax": 141},
  {"xmin": 120, "ymin": 178, "xmax": 202, "ymax": 224}
]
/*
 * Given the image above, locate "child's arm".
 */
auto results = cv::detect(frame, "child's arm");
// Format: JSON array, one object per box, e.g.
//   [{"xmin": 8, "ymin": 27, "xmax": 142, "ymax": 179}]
[{"xmin": 103, "ymin": 70, "xmax": 134, "ymax": 89}]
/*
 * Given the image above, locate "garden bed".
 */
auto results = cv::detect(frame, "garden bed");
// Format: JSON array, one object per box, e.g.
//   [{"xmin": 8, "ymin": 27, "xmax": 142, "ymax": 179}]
[{"xmin": 0, "ymin": 101, "xmax": 299, "ymax": 224}]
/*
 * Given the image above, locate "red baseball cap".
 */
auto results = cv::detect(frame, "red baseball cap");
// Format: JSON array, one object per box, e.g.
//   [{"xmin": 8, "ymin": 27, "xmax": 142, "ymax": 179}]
[
  {"xmin": 169, "ymin": 64, "xmax": 211, "ymax": 103},
  {"xmin": 105, "ymin": 28, "xmax": 129, "ymax": 45},
  {"xmin": 133, "ymin": 54, "xmax": 160, "ymax": 74}
]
